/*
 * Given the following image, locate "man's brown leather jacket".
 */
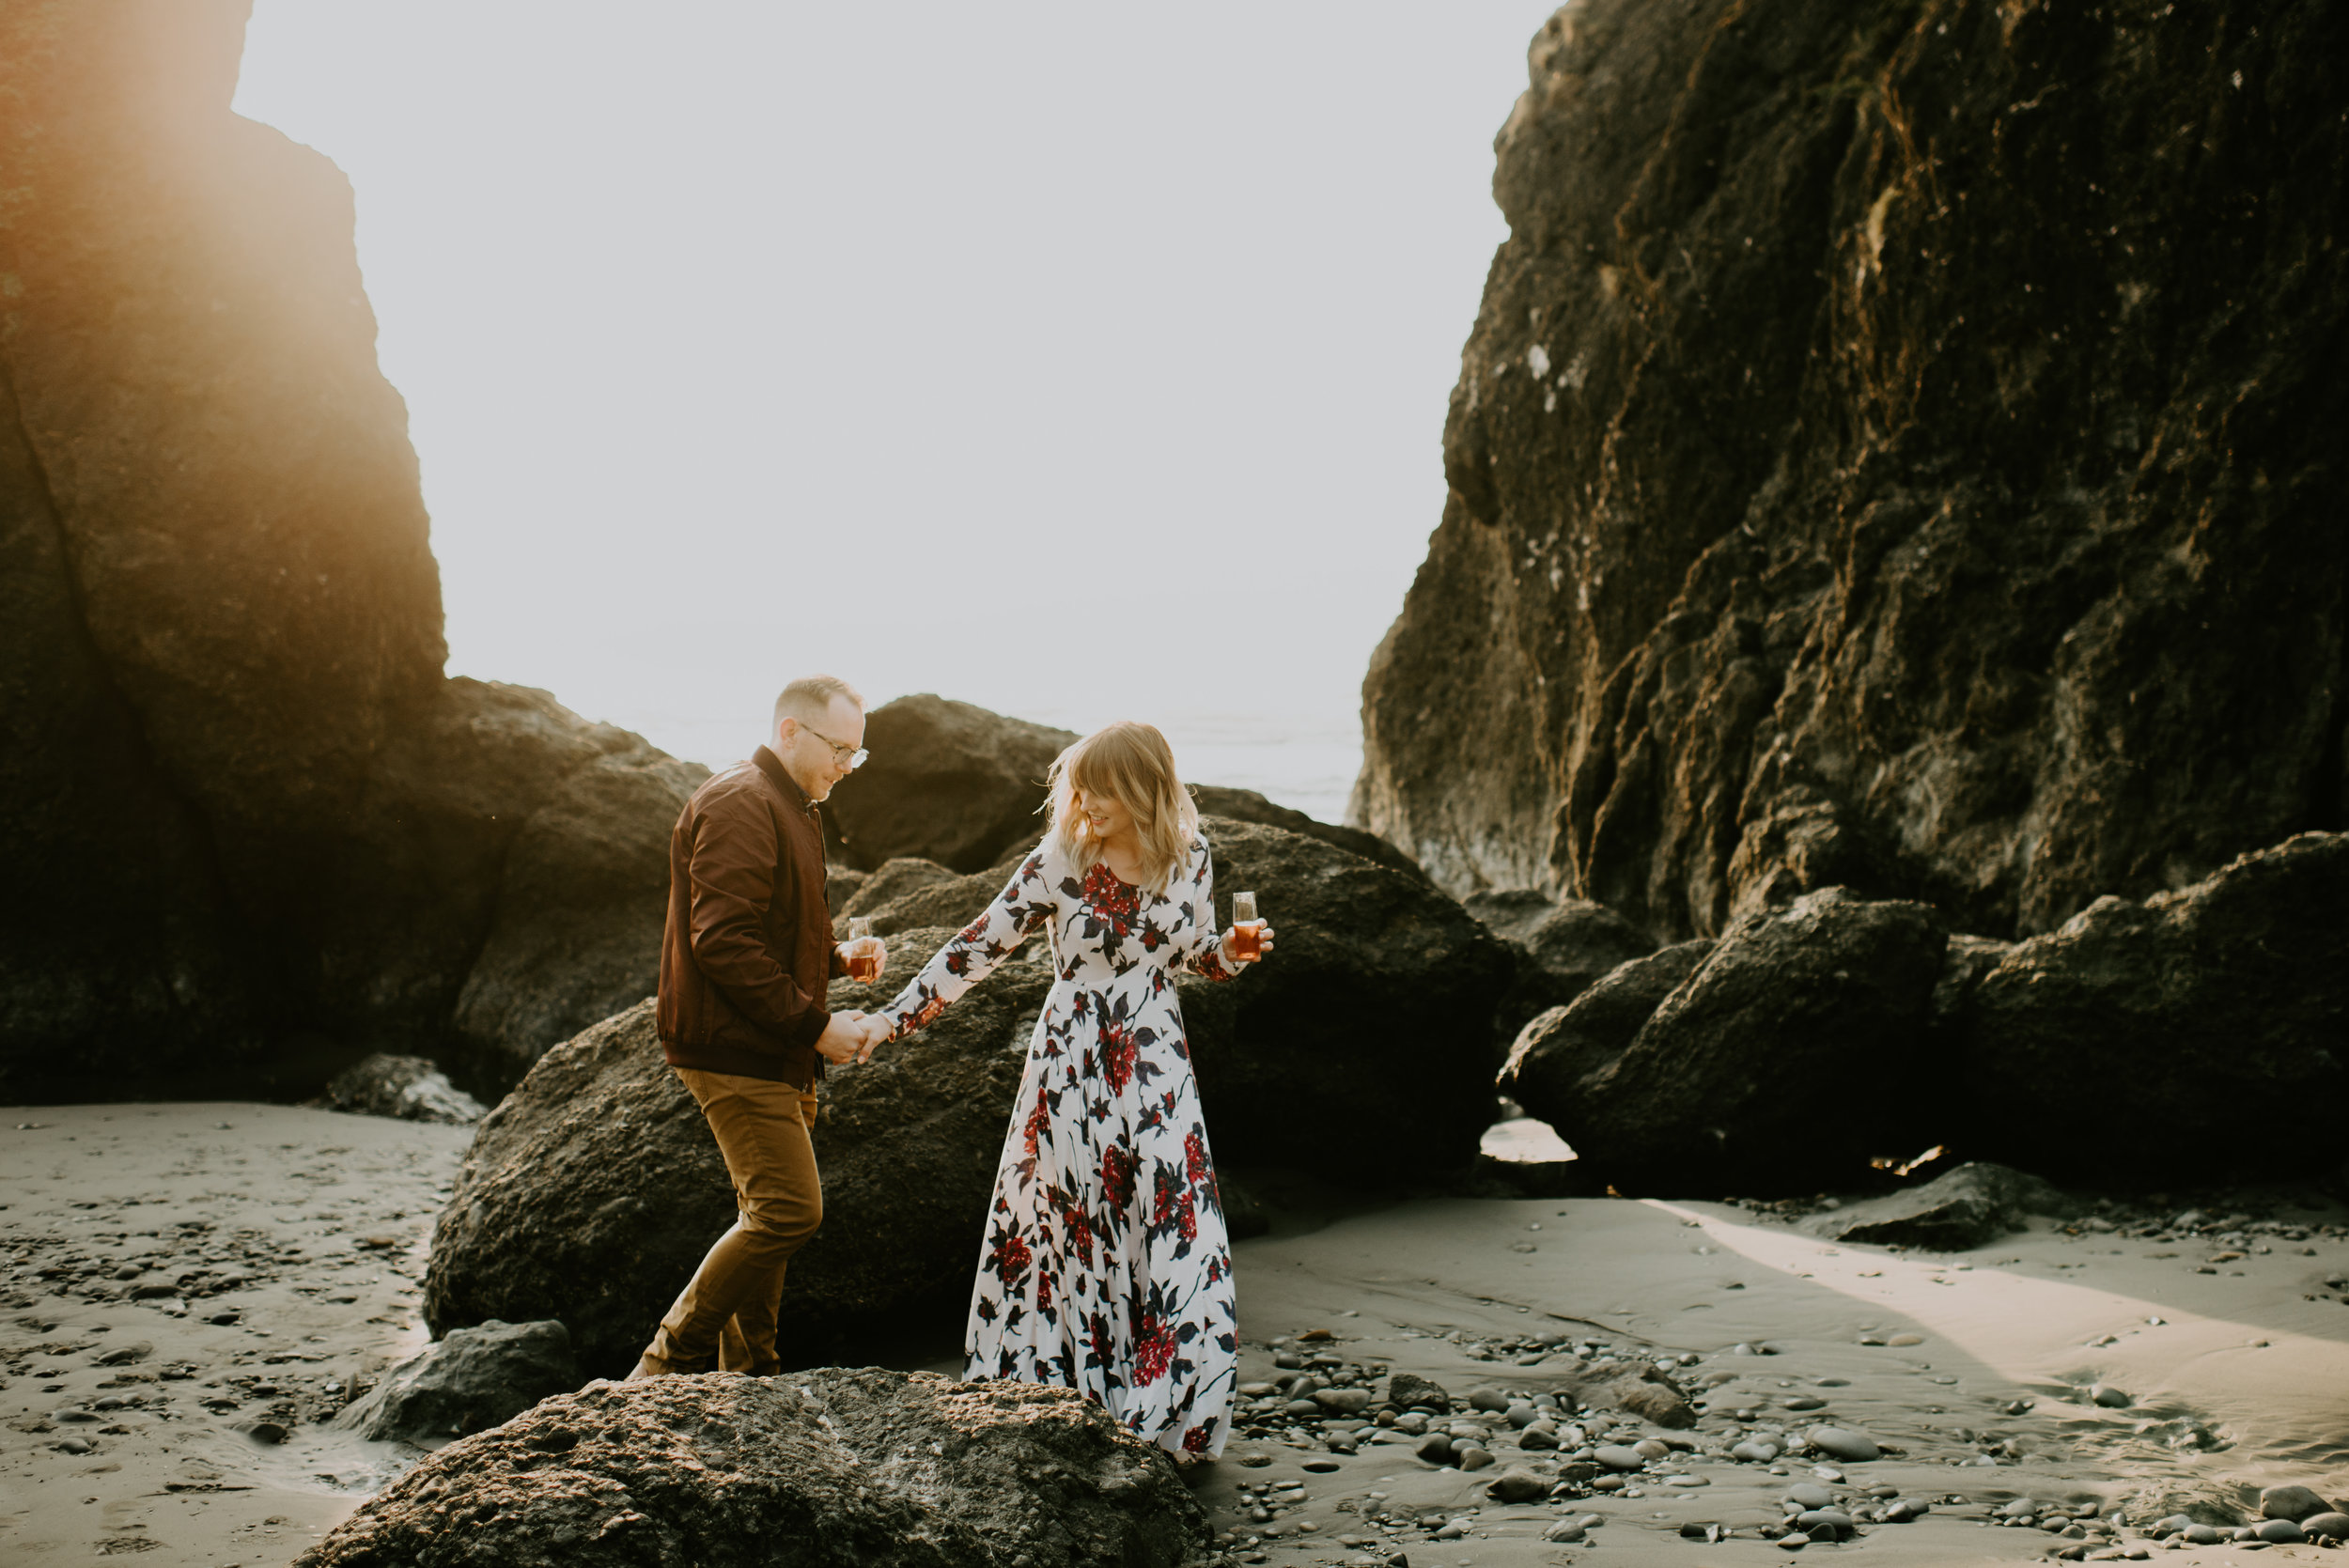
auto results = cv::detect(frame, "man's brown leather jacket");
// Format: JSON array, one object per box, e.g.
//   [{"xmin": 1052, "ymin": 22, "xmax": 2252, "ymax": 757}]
[{"xmin": 658, "ymin": 745, "xmax": 844, "ymax": 1088}]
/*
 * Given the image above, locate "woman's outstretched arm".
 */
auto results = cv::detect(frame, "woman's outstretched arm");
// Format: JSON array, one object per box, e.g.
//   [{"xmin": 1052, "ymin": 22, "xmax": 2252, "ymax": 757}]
[
  {"xmin": 870, "ymin": 841, "xmax": 1057, "ymax": 1041},
  {"xmin": 1176, "ymin": 836, "xmax": 1246, "ymax": 982}
]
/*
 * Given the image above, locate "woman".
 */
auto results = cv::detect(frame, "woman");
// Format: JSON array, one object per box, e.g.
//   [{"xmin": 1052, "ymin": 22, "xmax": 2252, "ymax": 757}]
[{"xmin": 865, "ymin": 722, "xmax": 1271, "ymax": 1458}]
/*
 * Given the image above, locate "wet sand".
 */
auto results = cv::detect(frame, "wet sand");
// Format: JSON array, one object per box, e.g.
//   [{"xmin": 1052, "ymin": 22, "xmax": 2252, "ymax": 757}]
[
  {"xmin": 5, "ymin": 1104, "xmax": 2344, "ymax": 1566},
  {"xmin": 1201, "ymin": 1186, "xmax": 2349, "ymax": 1564},
  {"xmin": 1, "ymin": 1105, "xmax": 469, "ymax": 1564}
]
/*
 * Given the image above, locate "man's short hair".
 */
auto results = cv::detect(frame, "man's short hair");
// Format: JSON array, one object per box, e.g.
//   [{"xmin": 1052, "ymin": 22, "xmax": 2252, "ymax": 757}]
[{"xmin": 773, "ymin": 675, "xmax": 864, "ymax": 734}]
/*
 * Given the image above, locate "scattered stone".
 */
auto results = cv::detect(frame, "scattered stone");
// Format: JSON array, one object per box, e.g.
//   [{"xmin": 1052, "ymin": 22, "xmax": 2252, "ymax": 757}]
[
  {"xmin": 1595, "ymin": 1444, "xmax": 1647, "ymax": 1471},
  {"xmin": 1313, "ymin": 1388, "xmax": 1371, "ymax": 1417},
  {"xmin": 2262, "ymin": 1485, "xmax": 2332, "ymax": 1523},
  {"xmin": 1885, "ymin": 1333, "xmax": 1924, "ymax": 1347},
  {"xmin": 2256, "ymin": 1520, "xmax": 2305, "ymax": 1544},
  {"xmin": 1783, "ymin": 1485, "xmax": 1836, "ymax": 1510},
  {"xmin": 1416, "ymin": 1434, "xmax": 1455, "ymax": 1465},
  {"xmin": 333, "ymin": 1318, "xmax": 579, "ymax": 1445},
  {"xmin": 2299, "ymin": 1513, "xmax": 2349, "ymax": 1541},
  {"xmin": 2090, "ymin": 1384, "xmax": 2131, "ymax": 1408},
  {"xmin": 1805, "ymin": 1426, "xmax": 1880, "ymax": 1462},
  {"xmin": 1466, "ymin": 1386, "xmax": 1511, "ymax": 1413},
  {"xmin": 1733, "ymin": 1440, "xmax": 1781, "ymax": 1463},
  {"xmin": 1455, "ymin": 1444, "xmax": 1494, "ymax": 1472},
  {"xmin": 1486, "ymin": 1467, "xmax": 1548, "ymax": 1503},
  {"xmin": 1372, "ymin": 1380, "xmax": 1447, "ymax": 1418}
]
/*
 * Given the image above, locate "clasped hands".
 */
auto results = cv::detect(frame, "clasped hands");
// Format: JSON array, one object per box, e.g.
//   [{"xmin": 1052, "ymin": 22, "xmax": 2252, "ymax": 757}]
[{"xmin": 817, "ymin": 1009, "xmax": 893, "ymax": 1066}]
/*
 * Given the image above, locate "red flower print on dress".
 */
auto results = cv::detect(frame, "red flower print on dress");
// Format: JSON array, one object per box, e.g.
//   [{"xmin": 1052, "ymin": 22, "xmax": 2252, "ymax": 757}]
[
  {"xmin": 1100, "ymin": 1143, "xmax": 1136, "ymax": 1213},
  {"xmin": 1133, "ymin": 1310, "xmax": 1174, "ymax": 1387},
  {"xmin": 1099, "ymin": 1019, "xmax": 1138, "ymax": 1094},
  {"xmin": 1184, "ymin": 1129, "xmax": 1209, "ymax": 1187},
  {"xmin": 1022, "ymin": 1085, "xmax": 1050, "ymax": 1160},
  {"xmin": 1082, "ymin": 862, "xmax": 1142, "ymax": 927},
  {"xmin": 987, "ymin": 1225, "xmax": 1032, "ymax": 1288},
  {"xmin": 1182, "ymin": 1424, "xmax": 1211, "ymax": 1454},
  {"xmin": 1057, "ymin": 1200, "xmax": 1096, "ymax": 1269},
  {"xmin": 1036, "ymin": 1268, "xmax": 1053, "ymax": 1315}
]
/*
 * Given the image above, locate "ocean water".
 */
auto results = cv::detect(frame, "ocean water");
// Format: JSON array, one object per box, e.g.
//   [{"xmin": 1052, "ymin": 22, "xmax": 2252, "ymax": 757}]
[{"xmin": 607, "ymin": 704, "xmax": 1364, "ymax": 831}]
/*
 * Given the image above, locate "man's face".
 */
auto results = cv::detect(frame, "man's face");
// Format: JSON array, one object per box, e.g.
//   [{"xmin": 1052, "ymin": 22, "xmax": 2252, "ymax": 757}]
[{"xmin": 778, "ymin": 695, "xmax": 865, "ymax": 802}]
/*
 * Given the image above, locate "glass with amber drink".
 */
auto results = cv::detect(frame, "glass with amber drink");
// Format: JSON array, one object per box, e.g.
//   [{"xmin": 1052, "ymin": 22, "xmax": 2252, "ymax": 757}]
[
  {"xmin": 1230, "ymin": 892, "xmax": 1264, "ymax": 959},
  {"xmin": 847, "ymin": 916, "xmax": 883, "ymax": 983}
]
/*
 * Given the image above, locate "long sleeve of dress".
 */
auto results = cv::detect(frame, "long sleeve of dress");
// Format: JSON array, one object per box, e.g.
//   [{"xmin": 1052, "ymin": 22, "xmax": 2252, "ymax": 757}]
[
  {"xmin": 877, "ymin": 842, "xmax": 1058, "ymax": 1037},
  {"xmin": 1174, "ymin": 837, "xmax": 1242, "ymax": 983}
]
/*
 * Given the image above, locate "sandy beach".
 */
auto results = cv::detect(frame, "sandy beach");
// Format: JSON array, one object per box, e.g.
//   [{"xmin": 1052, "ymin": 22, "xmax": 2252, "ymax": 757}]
[{"xmin": 5, "ymin": 1102, "xmax": 2345, "ymax": 1566}]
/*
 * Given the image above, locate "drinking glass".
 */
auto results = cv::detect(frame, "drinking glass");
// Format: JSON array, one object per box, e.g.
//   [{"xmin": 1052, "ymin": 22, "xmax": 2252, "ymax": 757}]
[
  {"xmin": 1230, "ymin": 892, "xmax": 1263, "ymax": 958},
  {"xmin": 847, "ymin": 916, "xmax": 883, "ymax": 983}
]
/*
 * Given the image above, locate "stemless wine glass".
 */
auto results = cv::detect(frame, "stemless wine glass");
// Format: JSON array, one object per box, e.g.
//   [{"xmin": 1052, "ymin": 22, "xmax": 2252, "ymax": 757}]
[
  {"xmin": 1230, "ymin": 892, "xmax": 1263, "ymax": 958},
  {"xmin": 847, "ymin": 916, "xmax": 882, "ymax": 982}
]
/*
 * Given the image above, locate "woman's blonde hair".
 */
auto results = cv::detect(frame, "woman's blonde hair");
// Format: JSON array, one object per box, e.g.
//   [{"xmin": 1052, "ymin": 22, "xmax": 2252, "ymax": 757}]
[{"xmin": 1045, "ymin": 722, "xmax": 1200, "ymax": 897}]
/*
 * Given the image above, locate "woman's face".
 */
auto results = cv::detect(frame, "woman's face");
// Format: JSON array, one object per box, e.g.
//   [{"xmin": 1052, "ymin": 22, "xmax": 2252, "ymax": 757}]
[{"xmin": 1075, "ymin": 786, "xmax": 1135, "ymax": 845}]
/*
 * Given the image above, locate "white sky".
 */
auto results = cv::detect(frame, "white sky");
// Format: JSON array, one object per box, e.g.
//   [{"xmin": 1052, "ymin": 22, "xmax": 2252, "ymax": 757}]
[{"xmin": 232, "ymin": 3, "xmax": 1553, "ymax": 818}]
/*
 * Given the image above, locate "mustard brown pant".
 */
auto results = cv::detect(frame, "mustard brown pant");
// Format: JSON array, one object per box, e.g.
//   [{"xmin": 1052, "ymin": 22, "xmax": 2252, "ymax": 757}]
[{"xmin": 633, "ymin": 1067, "xmax": 822, "ymax": 1377}]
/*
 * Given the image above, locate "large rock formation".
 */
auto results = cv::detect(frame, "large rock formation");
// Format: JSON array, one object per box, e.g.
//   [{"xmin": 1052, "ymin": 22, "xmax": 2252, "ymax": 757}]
[
  {"xmin": 1177, "ymin": 818, "xmax": 1515, "ymax": 1172},
  {"xmin": 423, "ymin": 955, "xmax": 1047, "ymax": 1378},
  {"xmin": 1958, "ymin": 831, "xmax": 2347, "ymax": 1182},
  {"xmin": 1510, "ymin": 889, "xmax": 1948, "ymax": 1194},
  {"xmin": 428, "ymin": 818, "xmax": 1510, "ymax": 1371},
  {"xmin": 0, "ymin": 2, "xmax": 698, "ymax": 1100},
  {"xmin": 827, "ymin": 693, "xmax": 1427, "ymax": 878},
  {"xmin": 296, "ymin": 1369, "xmax": 1208, "ymax": 1568},
  {"xmin": 1354, "ymin": 0, "xmax": 2347, "ymax": 944}
]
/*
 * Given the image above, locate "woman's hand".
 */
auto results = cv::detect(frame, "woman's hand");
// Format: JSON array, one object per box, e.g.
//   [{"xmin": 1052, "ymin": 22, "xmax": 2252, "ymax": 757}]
[
  {"xmin": 852, "ymin": 1014, "xmax": 894, "ymax": 1064},
  {"xmin": 1221, "ymin": 923, "xmax": 1275, "ymax": 966}
]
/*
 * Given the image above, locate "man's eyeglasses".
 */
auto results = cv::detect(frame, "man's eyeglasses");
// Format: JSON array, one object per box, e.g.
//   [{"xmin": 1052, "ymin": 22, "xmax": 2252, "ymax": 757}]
[{"xmin": 803, "ymin": 723, "xmax": 869, "ymax": 771}]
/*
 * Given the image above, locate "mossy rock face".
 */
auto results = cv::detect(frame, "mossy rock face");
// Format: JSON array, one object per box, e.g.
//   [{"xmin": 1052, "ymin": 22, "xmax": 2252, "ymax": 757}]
[{"xmin": 1356, "ymin": 0, "xmax": 2348, "ymax": 948}]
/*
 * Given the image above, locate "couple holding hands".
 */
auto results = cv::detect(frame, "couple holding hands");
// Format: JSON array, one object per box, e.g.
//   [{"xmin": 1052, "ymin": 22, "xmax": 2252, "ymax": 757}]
[{"xmin": 628, "ymin": 675, "xmax": 1272, "ymax": 1460}]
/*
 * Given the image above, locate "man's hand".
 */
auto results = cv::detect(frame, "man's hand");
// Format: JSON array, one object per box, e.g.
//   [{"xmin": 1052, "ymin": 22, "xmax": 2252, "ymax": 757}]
[
  {"xmin": 852, "ymin": 1014, "xmax": 893, "ymax": 1065},
  {"xmin": 816, "ymin": 1009, "xmax": 871, "ymax": 1064}
]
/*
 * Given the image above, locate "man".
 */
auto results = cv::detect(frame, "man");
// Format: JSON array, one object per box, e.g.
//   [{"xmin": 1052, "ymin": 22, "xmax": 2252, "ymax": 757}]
[{"xmin": 629, "ymin": 675, "xmax": 887, "ymax": 1378}]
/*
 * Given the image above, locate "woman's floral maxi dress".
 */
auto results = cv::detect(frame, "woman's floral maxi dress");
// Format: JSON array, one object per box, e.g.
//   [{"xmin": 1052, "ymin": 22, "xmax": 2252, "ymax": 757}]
[{"xmin": 876, "ymin": 831, "xmax": 1243, "ymax": 1456}]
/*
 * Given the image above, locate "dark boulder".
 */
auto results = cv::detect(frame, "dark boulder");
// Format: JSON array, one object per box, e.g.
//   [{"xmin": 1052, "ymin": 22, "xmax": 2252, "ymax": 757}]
[
  {"xmin": 1961, "ymin": 833, "xmax": 2348, "ymax": 1182},
  {"xmin": 315, "ymin": 1053, "xmax": 487, "ymax": 1126},
  {"xmin": 837, "ymin": 848, "xmax": 1029, "ymax": 939},
  {"xmin": 1535, "ymin": 890, "xmax": 1947, "ymax": 1195},
  {"xmin": 1804, "ymin": 1162, "xmax": 2067, "ymax": 1251},
  {"xmin": 840, "ymin": 857, "xmax": 960, "ymax": 919},
  {"xmin": 1468, "ymin": 890, "xmax": 1657, "ymax": 1045},
  {"xmin": 332, "ymin": 1318, "xmax": 578, "ymax": 1446},
  {"xmin": 296, "ymin": 1368, "xmax": 1208, "ymax": 1568},
  {"xmin": 0, "ymin": 7, "xmax": 701, "ymax": 1101},
  {"xmin": 1354, "ymin": 0, "xmax": 2347, "ymax": 943},
  {"xmin": 428, "ymin": 817, "xmax": 1511, "ymax": 1370},
  {"xmin": 1183, "ymin": 817, "xmax": 1515, "ymax": 1171},
  {"xmin": 822, "ymin": 695, "xmax": 1074, "ymax": 873},
  {"xmin": 427, "ymin": 934, "xmax": 1049, "ymax": 1377},
  {"xmin": 1499, "ymin": 939, "xmax": 1714, "ymax": 1127},
  {"xmin": 1191, "ymin": 784, "xmax": 1426, "ymax": 881}
]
